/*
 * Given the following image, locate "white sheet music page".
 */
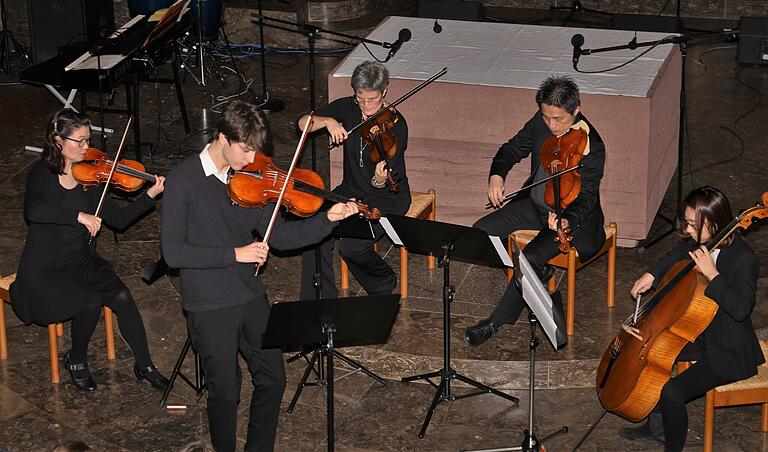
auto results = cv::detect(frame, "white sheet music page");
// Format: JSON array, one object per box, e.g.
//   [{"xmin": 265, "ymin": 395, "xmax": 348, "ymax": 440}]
[
  {"xmin": 488, "ymin": 236, "xmax": 514, "ymax": 268},
  {"xmin": 379, "ymin": 217, "xmax": 403, "ymax": 246},
  {"xmin": 109, "ymin": 15, "xmax": 145, "ymax": 38}
]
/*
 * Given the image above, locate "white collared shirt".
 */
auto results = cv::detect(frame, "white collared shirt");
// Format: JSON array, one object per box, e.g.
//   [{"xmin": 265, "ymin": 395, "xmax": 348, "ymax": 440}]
[{"xmin": 199, "ymin": 143, "xmax": 230, "ymax": 184}]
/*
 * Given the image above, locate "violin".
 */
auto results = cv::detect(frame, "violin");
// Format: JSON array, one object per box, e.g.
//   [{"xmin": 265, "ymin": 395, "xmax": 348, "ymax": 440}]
[
  {"xmin": 361, "ymin": 107, "xmax": 400, "ymax": 193},
  {"xmin": 539, "ymin": 127, "xmax": 588, "ymax": 253},
  {"xmin": 227, "ymin": 152, "xmax": 381, "ymax": 220},
  {"xmin": 72, "ymin": 147, "xmax": 158, "ymax": 192},
  {"xmin": 595, "ymin": 192, "xmax": 768, "ymax": 422}
]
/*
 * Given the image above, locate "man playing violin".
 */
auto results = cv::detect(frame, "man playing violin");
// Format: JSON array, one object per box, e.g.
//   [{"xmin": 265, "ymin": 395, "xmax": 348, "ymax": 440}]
[
  {"xmin": 465, "ymin": 75, "xmax": 606, "ymax": 346},
  {"xmin": 161, "ymin": 100, "xmax": 359, "ymax": 452},
  {"xmin": 298, "ymin": 60, "xmax": 411, "ymax": 299}
]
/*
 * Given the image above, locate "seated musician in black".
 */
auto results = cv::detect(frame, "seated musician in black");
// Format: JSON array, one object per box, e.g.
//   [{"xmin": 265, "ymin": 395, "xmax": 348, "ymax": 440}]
[
  {"xmin": 299, "ymin": 61, "xmax": 410, "ymax": 299},
  {"xmin": 11, "ymin": 109, "xmax": 169, "ymax": 392},
  {"xmin": 464, "ymin": 75, "xmax": 606, "ymax": 346},
  {"xmin": 618, "ymin": 186, "xmax": 764, "ymax": 452}
]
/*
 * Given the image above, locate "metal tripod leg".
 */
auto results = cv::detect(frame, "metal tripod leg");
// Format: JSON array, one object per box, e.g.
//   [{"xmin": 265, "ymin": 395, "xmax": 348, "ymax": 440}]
[
  {"xmin": 160, "ymin": 334, "xmax": 205, "ymax": 408},
  {"xmin": 287, "ymin": 350, "xmax": 320, "ymax": 414}
]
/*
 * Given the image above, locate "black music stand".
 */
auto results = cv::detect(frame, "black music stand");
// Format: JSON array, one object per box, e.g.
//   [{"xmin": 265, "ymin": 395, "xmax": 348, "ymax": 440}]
[
  {"xmin": 159, "ymin": 333, "xmax": 205, "ymax": 408},
  {"xmin": 263, "ymin": 295, "xmax": 400, "ymax": 452},
  {"xmin": 382, "ymin": 215, "xmax": 520, "ymax": 438},
  {"xmin": 462, "ymin": 245, "xmax": 568, "ymax": 452}
]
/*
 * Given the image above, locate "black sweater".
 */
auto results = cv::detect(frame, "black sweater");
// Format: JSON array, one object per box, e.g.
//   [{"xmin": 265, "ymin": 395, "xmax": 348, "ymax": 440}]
[{"xmin": 161, "ymin": 155, "xmax": 338, "ymax": 312}]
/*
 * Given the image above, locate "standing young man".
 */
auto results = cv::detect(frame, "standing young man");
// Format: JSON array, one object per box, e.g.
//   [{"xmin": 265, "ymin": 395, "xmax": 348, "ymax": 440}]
[{"xmin": 161, "ymin": 100, "xmax": 359, "ymax": 451}]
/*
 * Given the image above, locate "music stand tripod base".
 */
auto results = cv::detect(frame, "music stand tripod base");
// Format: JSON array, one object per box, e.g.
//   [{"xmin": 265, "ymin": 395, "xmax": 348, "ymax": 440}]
[{"xmin": 383, "ymin": 215, "xmax": 521, "ymax": 438}]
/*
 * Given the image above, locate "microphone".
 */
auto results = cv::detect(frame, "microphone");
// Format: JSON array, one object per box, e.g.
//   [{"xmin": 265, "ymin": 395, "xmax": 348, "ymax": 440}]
[
  {"xmin": 433, "ymin": 19, "xmax": 442, "ymax": 33},
  {"xmin": 386, "ymin": 28, "xmax": 412, "ymax": 62},
  {"xmin": 571, "ymin": 33, "xmax": 585, "ymax": 70}
]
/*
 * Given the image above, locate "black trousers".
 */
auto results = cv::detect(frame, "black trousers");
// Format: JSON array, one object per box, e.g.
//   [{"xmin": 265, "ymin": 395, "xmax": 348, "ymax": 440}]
[
  {"xmin": 300, "ymin": 222, "xmax": 397, "ymax": 300},
  {"xmin": 473, "ymin": 197, "xmax": 560, "ymax": 325},
  {"xmin": 186, "ymin": 299, "xmax": 285, "ymax": 452},
  {"xmin": 659, "ymin": 341, "xmax": 735, "ymax": 452}
]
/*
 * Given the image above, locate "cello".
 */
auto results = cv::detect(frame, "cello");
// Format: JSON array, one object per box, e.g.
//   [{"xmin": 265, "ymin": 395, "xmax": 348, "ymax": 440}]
[{"xmin": 596, "ymin": 192, "xmax": 768, "ymax": 422}]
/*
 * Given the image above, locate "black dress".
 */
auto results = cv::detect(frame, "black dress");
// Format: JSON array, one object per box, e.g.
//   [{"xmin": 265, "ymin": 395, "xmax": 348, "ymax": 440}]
[{"xmin": 11, "ymin": 162, "xmax": 155, "ymax": 325}]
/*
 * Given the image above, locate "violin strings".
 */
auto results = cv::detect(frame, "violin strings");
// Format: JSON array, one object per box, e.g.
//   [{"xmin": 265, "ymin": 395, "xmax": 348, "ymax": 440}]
[{"xmin": 261, "ymin": 170, "xmax": 350, "ymax": 204}]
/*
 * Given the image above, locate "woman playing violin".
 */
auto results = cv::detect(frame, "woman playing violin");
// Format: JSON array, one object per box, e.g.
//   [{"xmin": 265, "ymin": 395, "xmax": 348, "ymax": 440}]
[
  {"xmin": 618, "ymin": 186, "xmax": 764, "ymax": 451},
  {"xmin": 465, "ymin": 75, "xmax": 606, "ymax": 346},
  {"xmin": 298, "ymin": 60, "xmax": 411, "ymax": 299},
  {"xmin": 10, "ymin": 109, "xmax": 169, "ymax": 392}
]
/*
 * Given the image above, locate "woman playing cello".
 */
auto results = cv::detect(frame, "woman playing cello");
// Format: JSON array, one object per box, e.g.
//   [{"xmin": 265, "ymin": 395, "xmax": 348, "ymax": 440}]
[
  {"xmin": 10, "ymin": 109, "xmax": 169, "ymax": 392},
  {"xmin": 618, "ymin": 186, "xmax": 764, "ymax": 451}
]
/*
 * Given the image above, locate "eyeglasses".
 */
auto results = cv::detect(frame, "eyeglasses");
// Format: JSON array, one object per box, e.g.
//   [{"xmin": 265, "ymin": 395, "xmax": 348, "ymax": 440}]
[
  {"xmin": 354, "ymin": 94, "xmax": 383, "ymax": 105},
  {"xmin": 61, "ymin": 135, "xmax": 91, "ymax": 147}
]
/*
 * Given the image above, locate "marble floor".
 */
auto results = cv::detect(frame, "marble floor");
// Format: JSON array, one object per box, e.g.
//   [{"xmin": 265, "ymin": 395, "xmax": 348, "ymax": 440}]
[{"xmin": 1, "ymin": 7, "xmax": 768, "ymax": 452}]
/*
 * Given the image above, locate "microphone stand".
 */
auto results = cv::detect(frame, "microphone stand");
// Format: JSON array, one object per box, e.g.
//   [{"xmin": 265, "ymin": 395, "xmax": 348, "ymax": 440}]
[
  {"xmin": 575, "ymin": 31, "xmax": 730, "ymax": 252},
  {"xmin": 549, "ymin": 0, "xmax": 612, "ymax": 27},
  {"xmin": 251, "ymin": 13, "xmax": 393, "ymax": 300},
  {"xmin": 254, "ymin": 0, "xmax": 284, "ymax": 113}
]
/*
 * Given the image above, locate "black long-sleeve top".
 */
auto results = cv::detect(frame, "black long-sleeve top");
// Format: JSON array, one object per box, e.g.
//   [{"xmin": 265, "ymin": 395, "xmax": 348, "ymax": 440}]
[
  {"xmin": 490, "ymin": 111, "xmax": 605, "ymax": 231},
  {"xmin": 11, "ymin": 162, "xmax": 156, "ymax": 325},
  {"xmin": 314, "ymin": 96, "xmax": 411, "ymax": 216},
  {"xmin": 648, "ymin": 234, "xmax": 764, "ymax": 381},
  {"xmin": 161, "ymin": 154, "xmax": 339, "ymax": 312}
]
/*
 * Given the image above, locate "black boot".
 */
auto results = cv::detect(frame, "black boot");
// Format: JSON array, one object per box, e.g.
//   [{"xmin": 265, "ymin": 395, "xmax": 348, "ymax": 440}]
[
  {"xmin": 134, "ymin": 364, "xmax": 170, "ymax": 391},
  {"xmin": 464, "ymin": 318, "xmax": 501, "ymax": 346},
  {"xmin": 618, "ymin": 411, "xmax": 664, "ymax": 443},
  {"xmin": 63, "ymin": 352, "xmax": 97, "ymax": 391}
]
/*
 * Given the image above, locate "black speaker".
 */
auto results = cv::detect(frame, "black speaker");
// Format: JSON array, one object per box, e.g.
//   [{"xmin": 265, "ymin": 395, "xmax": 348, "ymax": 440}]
[
  {"xmin": 737, "ymin": 17, "xmax": 768, "ymax": 65},
  {"xmin": 611, "ymin": 14, "xmax": 681, "ymax": 34},
  {"xmin": 27, "ymin": 0, "xmax": 115, "ymax": 63},
  {"xmin": 416, "ymin": 0, "xmax": 484, "ymax": 21}
]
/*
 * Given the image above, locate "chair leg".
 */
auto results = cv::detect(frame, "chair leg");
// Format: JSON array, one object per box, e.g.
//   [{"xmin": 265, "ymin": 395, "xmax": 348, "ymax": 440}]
[
  {"xmin": 566, "ymin": 250, "xmax": 577, "ymax": 336},
  {"xmin": 427, "ymin": 190, "xmax": 436, "ymax": 270},
  {"xmin": 703, "ymin": 390, "xmax": 715, "ymax": 452},
  {"xmin": 104, "ymin": 307, "xmax": 115, "ymax": 360},
  {"xmin": 48, "ymin": 324, "xmax": 60, "ymax": 384},
  {"xmin": 340, "ymin": 258, "xmax": 349, "ymax": 290},
  {"xmin": 607, "ymin": 223, "xmax": 617, "ymax": 308},
  {"xmin": 762, "ymin": 403, "xmax": 768, "ymax": 432},
  {"xmin": 0, "ymin": 300, "xmax": 7, "ymax": 360},
  {"xmin": 506, "ymin": 236, "xmax": 515, "ymax": 283},
  {"xmin": 400, "ymin": 247, "xmax": 408, "ymax": 298},
  {"xmin": 56, "ymin": 323, "xmax": 64, "ymax": 336}
]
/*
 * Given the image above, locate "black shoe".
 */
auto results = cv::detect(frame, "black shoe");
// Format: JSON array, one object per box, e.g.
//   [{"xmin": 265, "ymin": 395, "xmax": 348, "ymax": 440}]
[
  {"xmin": 618, "ymin": 420, "xmax": 664, "ymax": 443},
  {"xmin": 464, "ymin": 318, "xmax": 500, "ymax": 346},
  {"xmin": 63, "ymin": 353, "xmax": 97, "ymax": 391},
  {"xmin": 134, "ymin": 364, "xmax": 170, "ymax": 391}
]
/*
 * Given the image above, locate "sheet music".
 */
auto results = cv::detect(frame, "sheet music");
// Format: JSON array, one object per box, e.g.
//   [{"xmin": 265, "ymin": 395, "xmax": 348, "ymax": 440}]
[
  {"xmin": 379, "ymin": 217, "xmax": 403, "ymax": 246},
  {"xmin": 489, "ymin": 236, "xmax": 514, "ymax": 268},
  {"xmin": 517, "ymin": 251, "xmax": 561, "ymax": 349},
  {"xmin": 65, "ymin": 54, "xmax": 126, "ymax": 71}
]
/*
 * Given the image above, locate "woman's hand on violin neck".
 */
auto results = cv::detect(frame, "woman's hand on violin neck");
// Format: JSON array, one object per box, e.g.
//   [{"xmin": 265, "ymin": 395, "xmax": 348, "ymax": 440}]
[
  {"xmin": 235, "ymin": 241, "xmax": 269, "ymax": 264},
  {"xmin": 77, "ymin": 212, "xmax": 102, "ymax": 237},
  {"xmin": 487, "ymin": 175, "xmax": 505, "ymax": 208},
  {"xmin": 372, "ymin": 161, "xmax": 388, "ymax": 187},
  {"xmin": 631, "ymin": 272, "xmax": 655, "ymax": 299},
  {"xmin": 547, "ymin": 212, "xmax": 569, "ymax": 232},
  {"xmin": 146, "ymin": 176, "xmax": 166, "ymax": 199},
  {"xmin": 326, "ymin": 201, "xmax": 360, "ymax": 222},
  {"xmin": 689, "ymin": 245, "xmax": 720, "ymax": 281}
]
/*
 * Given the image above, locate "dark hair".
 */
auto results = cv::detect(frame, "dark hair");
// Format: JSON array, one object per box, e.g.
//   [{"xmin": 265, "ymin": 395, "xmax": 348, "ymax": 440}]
[
  {"xmin": 43, "ymin": 109, "xmax": 91, "ymax": 175},
  {"xmin": 535, "ymin": 75, "xmax": 581, "ymax": 114},
  {"xmin": 213, "ymin": 100, "xmax": 273, "ymax": 155},
  {"xmin": 681, "ymin": 186, "xmax": 734, "ymax": 246},
  {"xmin": 351, "ymin": 61, "xmax": 389, "ymax": 93},
  {"xmin": 51, "ymin": 440, "xmax": 91, "ymax": 452}
]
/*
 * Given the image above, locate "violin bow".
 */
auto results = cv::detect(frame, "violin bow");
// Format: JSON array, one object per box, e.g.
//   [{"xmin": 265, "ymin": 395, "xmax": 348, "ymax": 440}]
[
  {"xmin": 89, "ymin": 116, "xmax": 134, "ymax": 243},
  {"xmin": 254, "ymin": 112, "xmax": 314, "ymax": 276},
  {"xmin": 486, "ymin": 164, "xmax": 583, "ymax": 209}
]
